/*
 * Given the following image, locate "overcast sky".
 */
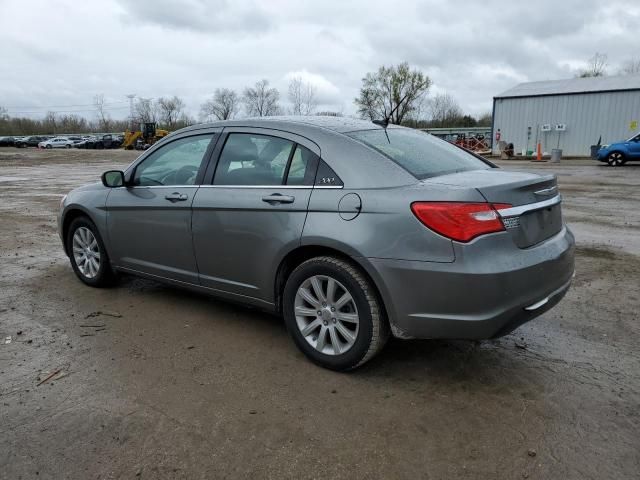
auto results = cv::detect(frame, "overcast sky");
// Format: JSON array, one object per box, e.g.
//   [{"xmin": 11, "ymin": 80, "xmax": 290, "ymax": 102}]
[{"xmin": 1, "ymin": 0, "xmax": 639, "ymax": 120}]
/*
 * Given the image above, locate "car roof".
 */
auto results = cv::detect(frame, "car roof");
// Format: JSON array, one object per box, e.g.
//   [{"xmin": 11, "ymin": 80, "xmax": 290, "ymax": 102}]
[{"xmin": 177, "ymin": 115, "xmax": 397, "ymax": 136}]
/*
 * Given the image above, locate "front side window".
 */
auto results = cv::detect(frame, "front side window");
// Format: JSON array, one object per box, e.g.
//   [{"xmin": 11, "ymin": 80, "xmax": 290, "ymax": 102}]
[
  {"xmin": 133, "ymin": 134, "xmax": 214, "ymax": 186},
  {"xmin": 214, "ymin": 133, "xmax": 294, "ymax": 186},
  {"xmin": 346, "ymin": 128, "xmax": 491, "ymax": 179}
]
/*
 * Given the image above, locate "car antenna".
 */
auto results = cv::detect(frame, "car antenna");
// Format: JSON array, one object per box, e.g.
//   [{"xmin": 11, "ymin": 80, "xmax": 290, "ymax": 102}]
[{"xmin": 371, "ymin": 93, "xmax": 409, "ymax": 143}]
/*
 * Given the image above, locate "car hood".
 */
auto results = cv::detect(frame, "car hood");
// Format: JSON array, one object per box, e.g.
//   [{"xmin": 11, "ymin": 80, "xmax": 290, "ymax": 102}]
[{"xmin": 72, "ymin": 182, "xmax": 104, "ymax": 193}]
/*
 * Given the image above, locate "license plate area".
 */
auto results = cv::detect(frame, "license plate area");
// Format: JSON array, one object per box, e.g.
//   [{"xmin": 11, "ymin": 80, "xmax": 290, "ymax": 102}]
[{"xmin": 509, "ymin": 204, "xmax": 562, "ymax": 248}]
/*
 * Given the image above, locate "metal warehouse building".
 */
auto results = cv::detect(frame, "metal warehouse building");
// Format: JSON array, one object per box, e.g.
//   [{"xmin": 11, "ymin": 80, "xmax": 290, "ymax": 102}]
[{"xmin": 492, "ymin": 75, "xmax": 640, "ymax": 156}]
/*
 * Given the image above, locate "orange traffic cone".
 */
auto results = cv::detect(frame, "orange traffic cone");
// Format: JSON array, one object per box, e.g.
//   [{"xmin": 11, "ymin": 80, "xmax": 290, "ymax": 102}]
[{"xmin": 536, "ymin": 142, "xmax": 542, "ymax": 161}]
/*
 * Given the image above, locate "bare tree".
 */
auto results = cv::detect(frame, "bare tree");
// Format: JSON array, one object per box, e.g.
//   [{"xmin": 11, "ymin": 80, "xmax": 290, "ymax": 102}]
[
  {"xmin": 579, "ymin": 52, "xmax": 608, "ymax": 78},
  {"xmin": 621, "ymin": 57, "xmax": 640, "ymax": 75},
  {"xmin": 157, "ymin": 96, "xmax": 185, "ymax": 129},
  {"xmin": 0, "ymin": 106, "xmax": 8, "ymax": 121},
  {"xmin": 355, "ymin": 62, "xmax": 431, "ymax": 124},
  {"xmin": 428, "ymin": 93, "xmax": 463, "ymax": 127},
  {"xmin": 200, "ymin": 88, "xmax": 240, "ymax": 121},
  {"xmin": 243, "ymin": 79, "xmax": 281, "ymax": 117},
  {"xmin": 134, "ymin": 97, "xmax": 157, "ymax": 124},
  {"xmin": 476, "ymin": 112, "xmax": 493, "ymax": 127},
  {"xmin": 44, "ymin": 111, "xmax": 58, "ymax": 134},
  {"xmin": 93, "ymin": 94, "xmax": 110, "ymax": 131},
  {"xmin": 58, "ymin": 114, "xmax": 88, "ymax": 133},
  {"xmin": 288, "ymin": 76, "xmax": 317, "ymax": 116}
]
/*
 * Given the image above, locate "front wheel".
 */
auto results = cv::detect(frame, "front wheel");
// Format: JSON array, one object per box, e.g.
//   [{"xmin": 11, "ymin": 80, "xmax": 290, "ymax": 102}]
[
  {"xmin": 67, "ymin": 216, "xmax": 116, "ymax": 287},
  {"xmin": 283, "ymin": 256, "xmax": 388, "ymax": 371},
  {"xmin": 607, "ymin": 152, "xmax": 625, "ymax": 166}
]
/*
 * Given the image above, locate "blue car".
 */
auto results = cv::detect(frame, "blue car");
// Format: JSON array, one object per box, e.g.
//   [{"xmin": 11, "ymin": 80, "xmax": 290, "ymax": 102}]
[{"xmin": 597, "ymin": 132, "xmax": 640, "ymax": 166}]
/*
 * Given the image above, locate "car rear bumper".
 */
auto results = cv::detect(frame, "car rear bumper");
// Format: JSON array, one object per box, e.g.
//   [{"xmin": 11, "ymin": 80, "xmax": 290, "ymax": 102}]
[{"xmin": 368, "ymin": 225, "xmax": 575, "ymax": 340}]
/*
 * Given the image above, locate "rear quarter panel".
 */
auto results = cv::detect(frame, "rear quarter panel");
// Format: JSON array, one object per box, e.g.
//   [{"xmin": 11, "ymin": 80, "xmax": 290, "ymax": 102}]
[{"xmin": 303, "ymin": 183, "xmax": 487, "ymax": 263}]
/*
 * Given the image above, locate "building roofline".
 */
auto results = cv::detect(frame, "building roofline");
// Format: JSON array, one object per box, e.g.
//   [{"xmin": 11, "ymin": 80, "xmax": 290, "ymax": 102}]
[{"xmin": 494, "ymin": 87, "xmax": 640, "ymax": 100}]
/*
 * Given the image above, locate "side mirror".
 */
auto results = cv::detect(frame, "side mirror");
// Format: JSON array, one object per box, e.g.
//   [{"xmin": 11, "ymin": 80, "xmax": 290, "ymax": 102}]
[{"xmin": 101, "ymin": 170, "xmax": 125, "ymax": 188}]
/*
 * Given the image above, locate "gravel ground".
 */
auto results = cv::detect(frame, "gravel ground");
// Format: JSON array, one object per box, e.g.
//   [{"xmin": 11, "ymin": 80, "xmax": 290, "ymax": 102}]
[{"xmin": 0, "ymin": 148, "xmax": 638, "ymax": 479}]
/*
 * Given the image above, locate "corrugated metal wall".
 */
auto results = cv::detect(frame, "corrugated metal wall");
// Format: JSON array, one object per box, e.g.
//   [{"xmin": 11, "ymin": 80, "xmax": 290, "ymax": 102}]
[{"xmin": 492, "ymin": 90, "xmax": 640, "ymax": 156}]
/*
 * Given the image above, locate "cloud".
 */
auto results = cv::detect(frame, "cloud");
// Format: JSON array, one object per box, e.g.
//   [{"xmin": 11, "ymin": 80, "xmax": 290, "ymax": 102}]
[
  {"xmin": 283, "ymin": 70, "xmax": 341, "ymax": 105},
  {"xmin": 114, "ymin": 0, "xmax": 273, "ymax": 34},
  {"xmin": 0, "ymin": 0, "xmax": 639, "ymax": 119}
]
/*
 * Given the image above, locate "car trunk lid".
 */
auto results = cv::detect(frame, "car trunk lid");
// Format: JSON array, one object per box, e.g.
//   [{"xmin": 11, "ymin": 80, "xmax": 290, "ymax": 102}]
[{"xmin": 422, "ymin": 169, "xmax": 563, "ymax": 248}]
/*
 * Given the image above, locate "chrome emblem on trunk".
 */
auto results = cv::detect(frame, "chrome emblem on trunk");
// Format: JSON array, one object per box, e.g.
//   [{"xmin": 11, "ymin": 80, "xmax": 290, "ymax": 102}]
[
  {"xmin": 534, "ymin": 186, "xmax": 557, "ymax": 196},
  {"xmin": 502, "ymin": 216, "xmax": 521, "ymax": 229}
]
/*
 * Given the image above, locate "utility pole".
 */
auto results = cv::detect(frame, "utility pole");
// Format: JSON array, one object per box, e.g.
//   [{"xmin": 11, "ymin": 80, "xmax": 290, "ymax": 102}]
[{"xmin": 126, "ymin": 94, "xmax": 136, "ymax": 131}]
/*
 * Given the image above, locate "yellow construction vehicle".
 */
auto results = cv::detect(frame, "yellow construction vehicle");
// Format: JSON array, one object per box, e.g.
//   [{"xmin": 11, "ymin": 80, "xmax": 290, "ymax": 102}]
[{"xmin": 122, "ymin": 122, "xmax": 169, "ymax": 150}]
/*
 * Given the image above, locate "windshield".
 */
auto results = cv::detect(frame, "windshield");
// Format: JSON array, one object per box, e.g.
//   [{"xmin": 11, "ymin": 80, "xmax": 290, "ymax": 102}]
[
  {"xmin": 346, "ymin": 128, "xmax": 492, "ymax": 179},
  {"xmin": 626, "ymin": 132, "xmax": 640, "ymax": 142}
]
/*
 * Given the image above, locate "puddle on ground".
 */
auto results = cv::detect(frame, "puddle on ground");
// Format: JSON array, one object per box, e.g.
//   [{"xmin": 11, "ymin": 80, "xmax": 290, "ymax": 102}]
[{"xmin": 0, "ymin": 176, "xmax": 31, "ymax": 182}]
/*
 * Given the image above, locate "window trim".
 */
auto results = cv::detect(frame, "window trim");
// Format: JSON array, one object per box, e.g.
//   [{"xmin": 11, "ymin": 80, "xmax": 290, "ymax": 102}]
[
  {"xmin": 207, "ymin": 129, "xmax": 322, "ymax": 188},
  {"xmin": 201, "ymin": 126, "xmax": 321, "ymax": 186},
  {"xmin": 125, "ymin": 131, "xmax": 220, "ymax": 187}
]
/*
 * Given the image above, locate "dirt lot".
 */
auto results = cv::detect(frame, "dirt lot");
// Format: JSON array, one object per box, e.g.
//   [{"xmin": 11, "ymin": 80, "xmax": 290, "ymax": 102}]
[{"xmin": 1, "ymin": 148, "xmax": 638, "ymax": 479}]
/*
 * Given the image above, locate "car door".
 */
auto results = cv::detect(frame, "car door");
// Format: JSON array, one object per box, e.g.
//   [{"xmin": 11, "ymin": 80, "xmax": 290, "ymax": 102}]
[
  {"xmin": 192, "ymin": 128, "xmax": 320, "ymax": 303},
  {"xmin": 106, "ymin": 131, "xmax": 218, "ymax": 284}
]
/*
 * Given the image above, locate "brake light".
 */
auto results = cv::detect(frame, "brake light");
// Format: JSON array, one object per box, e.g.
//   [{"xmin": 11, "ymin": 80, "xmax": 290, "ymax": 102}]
[{"xmin": 411, "ymin": 202, "xmax": 512, "ymax": 242}]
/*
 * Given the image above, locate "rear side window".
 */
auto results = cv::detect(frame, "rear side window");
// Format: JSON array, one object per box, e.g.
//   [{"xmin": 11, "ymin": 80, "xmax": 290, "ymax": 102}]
[
  {"xmin": 214, "ymin": 133, "xmax": 293, "ymax": 186},
  {"xmin": 346, "ymin": 128, "xmax": 490, "ymax": 179},
  {"xmin": 214, "ymin": 133, "xmax": 319, "ymax": 186},
  {"xmin": 286, "ymin": 145, "xmax": 319, "ymax": 186}
]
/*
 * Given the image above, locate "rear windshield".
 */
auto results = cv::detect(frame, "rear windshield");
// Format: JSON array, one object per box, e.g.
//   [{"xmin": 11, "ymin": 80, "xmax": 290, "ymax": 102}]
[{"xmin": 346, "ymin": 128, "xmax": 491, "ymax": 179}]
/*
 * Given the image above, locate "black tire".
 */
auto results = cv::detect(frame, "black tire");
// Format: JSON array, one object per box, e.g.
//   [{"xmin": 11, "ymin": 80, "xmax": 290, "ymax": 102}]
[
  {"xmin": 66, "ymin": 216, "xmax": 116, "ymax": 287},
  {"xmin": 46, "ymin": 144, "xmax": 52, "ymax": 149},
  {"xmin": 66, "ymin": 144, "xmax": 71, "ymax": 149},
  {"xmin": 607, "ymin": 151, "xmax": 625, "ymax": 166},
  {"xmin": 282, "ymin": 256, "xmax": 389, "ymax": 371}
]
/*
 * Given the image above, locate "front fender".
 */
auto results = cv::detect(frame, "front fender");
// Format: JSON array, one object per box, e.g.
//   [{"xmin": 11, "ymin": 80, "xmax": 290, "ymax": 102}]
[{"xmin": 58, "ymin": 185, "xmax": 110, "ymax": 255}]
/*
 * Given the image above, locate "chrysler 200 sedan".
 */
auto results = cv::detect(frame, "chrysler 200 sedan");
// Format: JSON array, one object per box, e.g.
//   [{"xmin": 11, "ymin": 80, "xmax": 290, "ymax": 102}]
[{"xmin": 58, "ymin": 117, "xmax": 575, "ymax": 371}]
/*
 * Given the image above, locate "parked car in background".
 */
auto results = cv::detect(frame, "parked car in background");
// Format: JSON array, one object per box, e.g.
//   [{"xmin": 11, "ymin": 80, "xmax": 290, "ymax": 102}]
[
  {"xmin": 597, "ymin": 132, "xmax": 640, "ymax": 166},
  {"xmin": 0, "ymin": 136, "xmax": 17, "ymax": 147},
  {"xmin": 38, "ymin": 137, "xmax": 74, "ymax": 149},
  {"xmin": 15, "ymin": 136, "xmax": 47, "ymax": 148},
  {"xmin": 58, "ymin": 117, "xmax": 575, "ymax": 371},
  {"xmin": 73, "ymin": 136, "xmax": 97, "ymax": 149},
  {"xmin": 74, "ymin": 134, "xmax": 123, "ymax": 149}
]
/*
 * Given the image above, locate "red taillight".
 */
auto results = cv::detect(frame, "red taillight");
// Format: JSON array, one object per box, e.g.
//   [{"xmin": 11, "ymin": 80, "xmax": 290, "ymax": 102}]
[{"xmin": 411, "ymin": 202, "xmax": 512, "ymax": 242}]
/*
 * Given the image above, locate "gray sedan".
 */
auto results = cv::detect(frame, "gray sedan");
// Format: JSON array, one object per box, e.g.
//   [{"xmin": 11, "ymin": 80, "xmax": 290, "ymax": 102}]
[{"xmin": 58, "ymin": 117, "xmax": 575, "ymax": 370}]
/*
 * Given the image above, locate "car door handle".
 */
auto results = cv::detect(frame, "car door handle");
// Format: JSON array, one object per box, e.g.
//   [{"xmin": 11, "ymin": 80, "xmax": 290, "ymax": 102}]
[
  {"xmin": 165, "ymin": 192, "xmax": 188, "ymax": 202},
  {"xmin": 262, "ymin": 193, "xmax": 295, "ymax": 204}
]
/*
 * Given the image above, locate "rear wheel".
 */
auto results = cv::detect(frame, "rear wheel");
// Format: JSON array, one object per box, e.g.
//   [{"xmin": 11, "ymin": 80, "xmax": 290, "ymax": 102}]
[
  {"xmin": 283, "ymin": 256, "xmax": 388, "ymax": 371},
  {"xmin": 607, "ymin": 152, "xmax": 625, "ymax": 166},
  {"xmin": 67, "ymin": 216, "xmax": 116, "ymax": 287}
]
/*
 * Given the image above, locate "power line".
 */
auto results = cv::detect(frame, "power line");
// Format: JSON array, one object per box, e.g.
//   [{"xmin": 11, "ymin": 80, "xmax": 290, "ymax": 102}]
[
  {"xmin": 6, "ymin": 106, "xmax": 130, "ymax": 115},
  {"xmin": 1, "ymin": 101, "xmax": 128, "ymax": 109}
]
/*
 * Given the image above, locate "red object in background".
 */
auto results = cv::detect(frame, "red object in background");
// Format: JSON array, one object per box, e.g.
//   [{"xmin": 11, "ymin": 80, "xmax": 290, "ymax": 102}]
[
  {"xmin": 454, "ymin": 134, "xmax": 491, "ymax": 153},
  {"xmin": 495, "ymin": 131, "xmax": 501, "ymax": 142}
]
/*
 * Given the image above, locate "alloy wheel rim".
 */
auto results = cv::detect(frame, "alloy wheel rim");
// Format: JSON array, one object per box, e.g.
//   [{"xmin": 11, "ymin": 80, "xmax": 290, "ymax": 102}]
[
  {"xmin": 610, "ymin": 153, "xmax": 622, "ymax": 166},
  {"xmin": 72, "ymin": 227, "xmax": 101, "ymax": 279},
  {"xmin": 294, "ymin": 275, "xmax": 359, "ymax": 355}
]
